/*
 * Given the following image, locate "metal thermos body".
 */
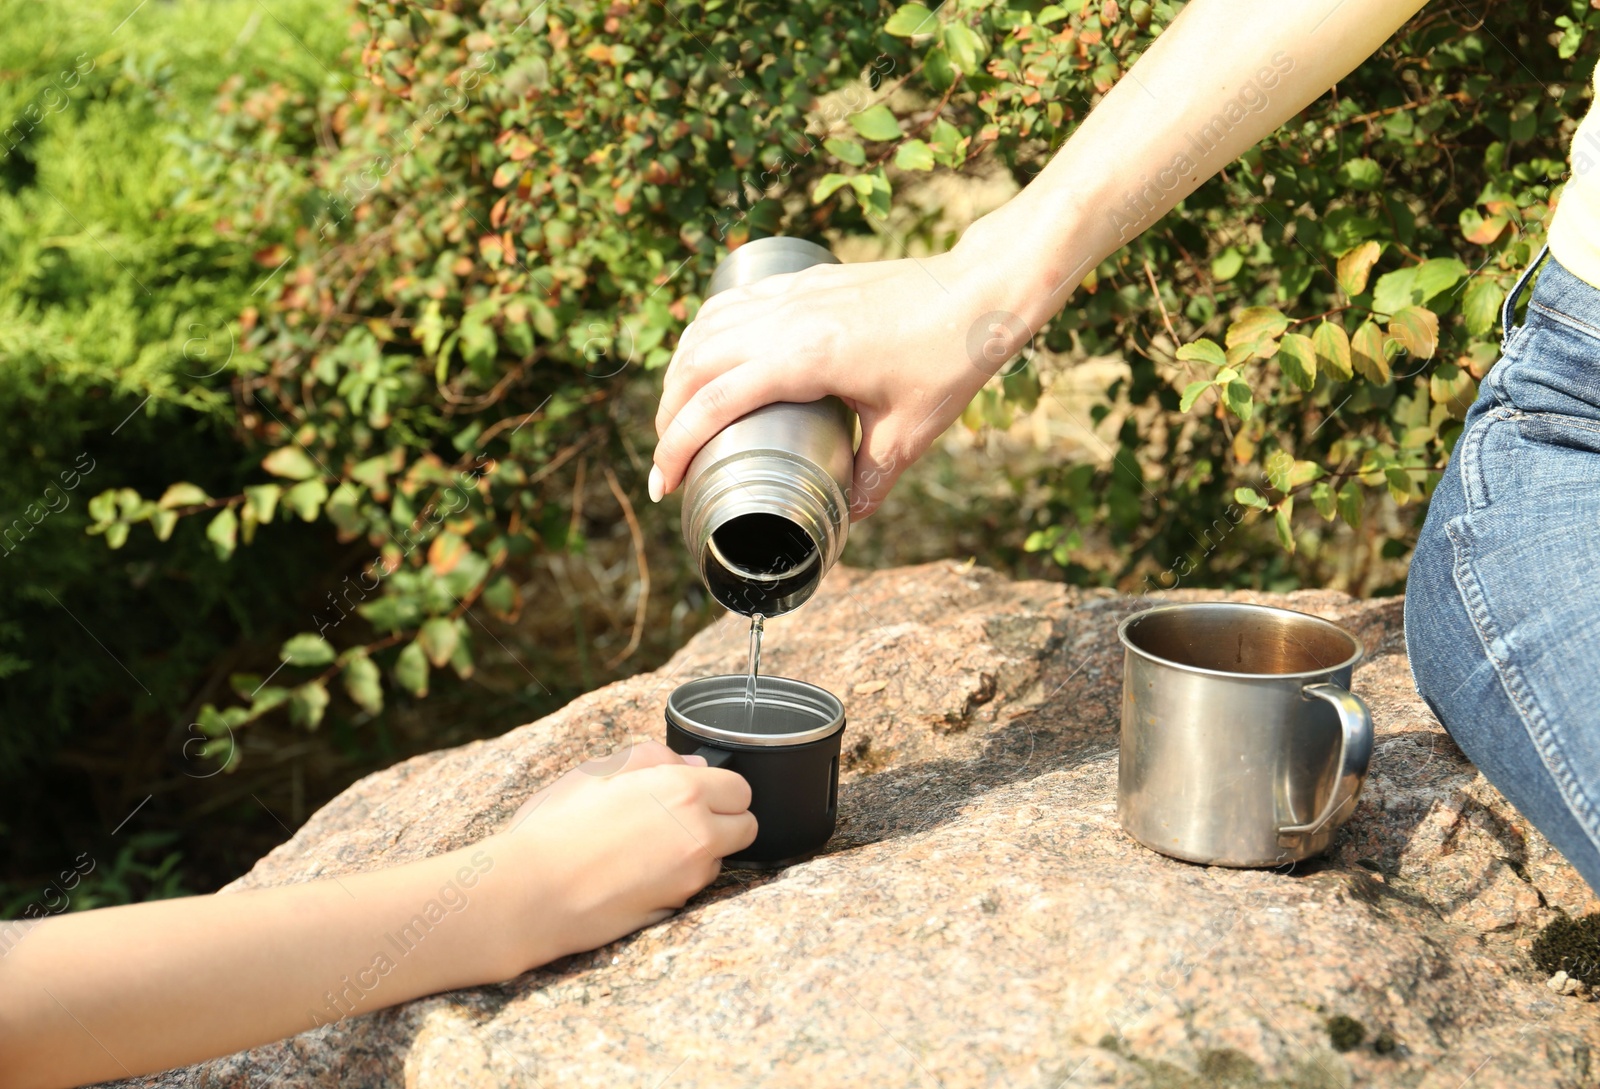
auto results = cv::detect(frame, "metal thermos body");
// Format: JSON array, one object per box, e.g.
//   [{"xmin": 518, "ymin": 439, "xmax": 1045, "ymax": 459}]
[{"xmin": 680, "ymin": 238, "xmax": 856, "ymax": 617}]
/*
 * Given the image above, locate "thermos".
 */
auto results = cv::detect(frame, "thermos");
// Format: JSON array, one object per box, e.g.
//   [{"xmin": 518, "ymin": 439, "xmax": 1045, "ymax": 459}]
[{"xmin": 680, "ymin": 237, "xmax": 857, "ymax": 617}]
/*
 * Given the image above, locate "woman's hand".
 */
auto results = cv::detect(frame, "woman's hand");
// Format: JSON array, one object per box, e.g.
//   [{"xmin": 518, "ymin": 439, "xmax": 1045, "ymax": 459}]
[
  {"xmin": 494, "ymin": 741, "xmax": 757, "ymax": 970},
  {"xmin": 650, "ymin": 242, "xmax": 1042, "ymax": 520}
]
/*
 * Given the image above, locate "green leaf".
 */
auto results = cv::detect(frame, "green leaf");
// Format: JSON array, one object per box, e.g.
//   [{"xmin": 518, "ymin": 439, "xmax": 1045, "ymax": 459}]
[
  {"xmin": 248, "ymin": 686, "xmax": 290, "ymax": 718},
  {"xmin": 1336, "ymin": 158, "xmax": 1383, "ymax": 191},
  {"xmin": 1387, "ymin": 306, "xmax": 1438, "ymax": 359},
  {"xmin": 1336, "ymin": 480, "xmax": 1362, "ymax": 528},
  {"xmin": 1313, "ymin": 321, "xmax": 1353, "ymax": 381},
  {"xmin": 1385, "ymin": 466, "xmax": 1418, "ymax": 504},
  {"xmin": 158, "ymin": 483, "xmax": 209, "ymax": 510},
  {"xmin": 289, "ymin": 681, "xmax": 330, "ymax": 730},
  {"xmin": 1372, "ymin": 258, "xmax": 1467, "ymax": 315},
  {"xmin": 1265, "ymin": 450, "xmax": 1293, "ymax": 492},
  {"xmin": 280, "ymin": 632, "xmax": 336, "ymax": 667},
  {"xmin": 943, "ymin": 22, "xmax": 984, "ymax": 74},
  {"xmin": 824, "ymin": 137, "xmax": 866, "ymax": 166},
  {"xmin": 1288, "ymin": 460, "xmax": 1324, "ymax": 488},
  {"xmin": 205, "ymin": 507, "xmax": 238, "ymax": 560},
  {"xmin": 1319, "ymin": 209, "xmax": 1382, "ymax": 255},
  {"xmin": 812, "ymin": 173, "xmax": 851, "ymax": 203},
  {"xmin": 245, "ymin": 484, "xmax": 281, "ymax": 525},
  {"xmin": 482, "ymin": 574, "xmax": 519, "ymax": 618},
  {"xmin": 1221, "ymin": 379, "xmax": 1254, "ymax": 422},
  {"xmin": 459, "ymin": 310, "xmax": 497, "ymax": 375},
  {"xmin": 884, "ymin": 3, "xmax": 937, "ymax": 36},
  {"xmin": 450, "ymin": 634, "xmax": 475, "ymax": 680},
  {"xmin": 262, "ymin": 446, "xmax": 320, "ymax": 481},
  {"xmin": 442, "ymin": 550, "xmax": 491, "ymax": 598},
  {"xmin": 418, "ymin": 616, "xmax": 460, "ymax": 668},
  {"xmin": 1430, "ymin": 361, "xmax": 1478, "ymax": 420},
  {"xmin": 395, "ymin": 640, "xmax": 430, "ymax": 698},
  {"xmin": 1175, "ymin": 338, "xmax": 1226, "ymax": 368},
  {"xmin": 418, "ymin": 299, "xmax": 445, "ymax": 357},
  {"xmin": 1336, "ymin": 240, "xmax": 1381, "ymax": 297},
  {"xmin": 87, "ymin": 490, "xmax": 118, "ymax": 525},
  {"xmin": 282, "ymin": 478, "xmax": 329, "ymax": 521},
  {"xmin": 1311, "ymin": 481, "xmax": 1336, "ymax": 521},
  {"xmin": 1275, "ymin": 332, "xmax": 1317, "ymax": 391},
  {"xmin": 324, "ymin": 481, "xmax": 364, "ymax": 538},
  {"xmin": 1351, "ymin": 321, "xmax": 1392, "ymax": 384},
  {"xmin": 343, "ymin": 652, "xmax": 383, "ymax": 714},
  {"xmin": 151, "ymin": 509, "xmax": 178, "ymax": 542},
  {"xmin": 1179, "ymin": 380, "xmax": 1212, "ymax": 413},
  {"xmin": 1210, "ymin": 248, "xmax": 1243, "ymax": 282},
  {"xmin": 1235, "ymin": 487, "xmax": 1270, "ymax": 510},
  {"xmin": 104, "ymin": 521, "xmax": 129, "ymax": 550},
  {"xmin": 849, "ymin": 105, "xmax": 902, "ymax": 142},
  {"xmin": 1463, "ymin": 278, "xmax": 1504, "ymax": 338},
  {"xmin": 1274, "ymin": 497, "xmax": 1295, "ymax": 553},
  {"xmin": 1225, "ymin": 307, "xmax": 1289, "ymax": 349},
  {"xmin": 894, "ymin": 139, "xmax": 935, "ymax": 171}
]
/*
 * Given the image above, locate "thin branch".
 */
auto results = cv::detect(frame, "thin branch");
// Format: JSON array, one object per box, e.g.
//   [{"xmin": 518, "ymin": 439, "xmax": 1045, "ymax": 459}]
[
  {"xmin": 1142, "ymin": 257, "xmax": 1180, "ymax": 348},
  {"xmin": 602, "ymin": 466, "xmax": 649, "ymax": 671}
]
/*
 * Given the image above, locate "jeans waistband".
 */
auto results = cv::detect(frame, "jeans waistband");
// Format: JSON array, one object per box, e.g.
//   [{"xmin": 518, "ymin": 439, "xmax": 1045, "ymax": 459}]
[{"xmin": 1520, "ymin": 246, "xmax": 1600, "ymax": 339}]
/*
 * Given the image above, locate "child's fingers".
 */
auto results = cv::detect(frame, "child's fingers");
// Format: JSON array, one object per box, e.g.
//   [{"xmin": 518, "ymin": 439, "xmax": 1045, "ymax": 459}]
[
  {"xmin": 708, "ymin": 811, "xmax": 759, "ymax": 858},
  {"xmin": 583, "ymin": 739, "xmax": 685, "ymax": 777},
  {"xmin": 690, "ymin": 767, "xmax": 754, "ymax": 815}
]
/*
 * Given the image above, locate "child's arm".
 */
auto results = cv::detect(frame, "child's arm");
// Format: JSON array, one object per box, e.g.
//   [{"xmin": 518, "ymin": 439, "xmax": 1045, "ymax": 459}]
[{"xmin": 0, "ymin": 742, "xmax": 754, "ymax": 1089}]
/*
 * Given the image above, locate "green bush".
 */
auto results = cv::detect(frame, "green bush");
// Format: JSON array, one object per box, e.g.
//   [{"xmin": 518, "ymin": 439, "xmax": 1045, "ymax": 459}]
[
  {"xmin": 93, "ymin": 0, "xmax": 902, "ymax": 747},
  {"xmin": 0, "ymin": 0, "xmax": 343, "ymax": 883}
]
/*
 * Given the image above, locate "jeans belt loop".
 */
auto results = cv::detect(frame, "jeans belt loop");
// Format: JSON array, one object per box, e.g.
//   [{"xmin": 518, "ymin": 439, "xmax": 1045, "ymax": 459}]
[{"xmin": 1501, "ymin": 242, "xmax": 1551, "ymax": 352}]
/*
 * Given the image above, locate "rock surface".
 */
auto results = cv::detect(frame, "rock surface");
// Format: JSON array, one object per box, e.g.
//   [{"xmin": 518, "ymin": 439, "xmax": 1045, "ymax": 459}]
[{"xmin": 113, "ymin": 563, "xmax": 1600, "ymax": 1089}]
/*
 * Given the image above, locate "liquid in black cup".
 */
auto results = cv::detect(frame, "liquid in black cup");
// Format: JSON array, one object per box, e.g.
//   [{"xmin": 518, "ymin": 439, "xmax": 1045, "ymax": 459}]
[{"xmin": 665, "ymin": 675, "xmax": 845, "ymax": 867}]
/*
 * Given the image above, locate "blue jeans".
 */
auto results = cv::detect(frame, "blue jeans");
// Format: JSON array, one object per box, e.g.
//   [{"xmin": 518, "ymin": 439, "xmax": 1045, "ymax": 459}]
[{"xmin": 1407, "ymin": 246, "xmax": 1600, "ymax": 893}]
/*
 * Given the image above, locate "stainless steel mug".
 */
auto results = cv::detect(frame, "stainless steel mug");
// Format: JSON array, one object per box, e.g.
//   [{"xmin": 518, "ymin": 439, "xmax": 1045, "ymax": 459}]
[
  {"xmin": 1116, "ymin": 602, "xmax": 1373, "ymax": 867},
  {"xmin": 680, "ymin": 237, "xmax": 855, "ymax": 617},
  {"xmin": 665, "ymin": 674, "xmax": 845, "ymax": 867}
]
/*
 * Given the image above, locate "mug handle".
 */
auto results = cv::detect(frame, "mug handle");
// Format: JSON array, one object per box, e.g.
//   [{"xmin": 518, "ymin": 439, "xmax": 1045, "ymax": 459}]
[
  {"xmin": 691, "ymin": 745, "xmax": 733, "ymax": 769},
  {"xmin": 1277, "ymin": 683, "xmax": 1373, "ymax": 845}
]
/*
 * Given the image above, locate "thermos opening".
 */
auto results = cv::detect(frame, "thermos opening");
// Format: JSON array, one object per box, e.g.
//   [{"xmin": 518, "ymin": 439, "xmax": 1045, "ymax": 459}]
[{"xmin": 702, "ymin": 512, "xmax": 823, "ymax": 617}]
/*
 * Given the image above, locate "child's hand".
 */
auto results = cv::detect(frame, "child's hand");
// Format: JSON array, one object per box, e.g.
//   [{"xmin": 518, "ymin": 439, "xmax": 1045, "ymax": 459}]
[{"xmin": 493, "ymin": 741, "xmax": 757, "ymax": 970}]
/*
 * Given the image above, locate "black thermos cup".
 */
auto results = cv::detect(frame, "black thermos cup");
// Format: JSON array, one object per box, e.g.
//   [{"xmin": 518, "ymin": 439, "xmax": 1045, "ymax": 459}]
[{"xmin": 665, "ymin": 675, "xmax": 846, "ymax": 867}]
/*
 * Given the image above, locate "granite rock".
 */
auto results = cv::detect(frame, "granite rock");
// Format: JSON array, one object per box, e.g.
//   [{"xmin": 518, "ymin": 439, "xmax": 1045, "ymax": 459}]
[{"xmin": 114, "ymin": 563, "xmax": 1600, "ymax": 1089}]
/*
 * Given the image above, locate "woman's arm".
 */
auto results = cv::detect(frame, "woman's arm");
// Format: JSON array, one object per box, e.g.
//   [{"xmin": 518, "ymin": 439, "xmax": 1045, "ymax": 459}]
[
  {"xmin": 651, "ymin": 0, "xmax": 1431, "ymax": 518},
  {"xmin": 0, "ymin": 743, "xmax": 755, "ymax": 1089}
]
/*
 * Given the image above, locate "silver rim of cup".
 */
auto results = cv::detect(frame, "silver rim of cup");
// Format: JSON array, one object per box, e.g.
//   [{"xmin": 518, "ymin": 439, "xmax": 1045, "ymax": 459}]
[
  {"xmin": 667, "ymin": 674, "xmax": 844, "ymax": 747},
  {"xmin": 1118, "ymin": 601, "xmax": 1363, "ymax": 681}
]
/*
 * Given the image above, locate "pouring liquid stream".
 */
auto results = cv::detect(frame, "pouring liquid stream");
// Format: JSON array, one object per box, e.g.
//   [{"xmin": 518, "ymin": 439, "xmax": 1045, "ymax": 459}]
[{"xmin": 744, "ymin": 612, "xmax": 764, "ymax": 729}]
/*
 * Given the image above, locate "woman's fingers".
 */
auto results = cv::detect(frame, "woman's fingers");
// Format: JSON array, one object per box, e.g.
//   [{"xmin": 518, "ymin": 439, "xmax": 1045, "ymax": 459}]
[
  {"xmin": 656, "ymin": 295, "xmax": 790, "ymax": 436},
  {"xmin": 652, "ymin": 355, "xmax": 824, "ymax": 496}
]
